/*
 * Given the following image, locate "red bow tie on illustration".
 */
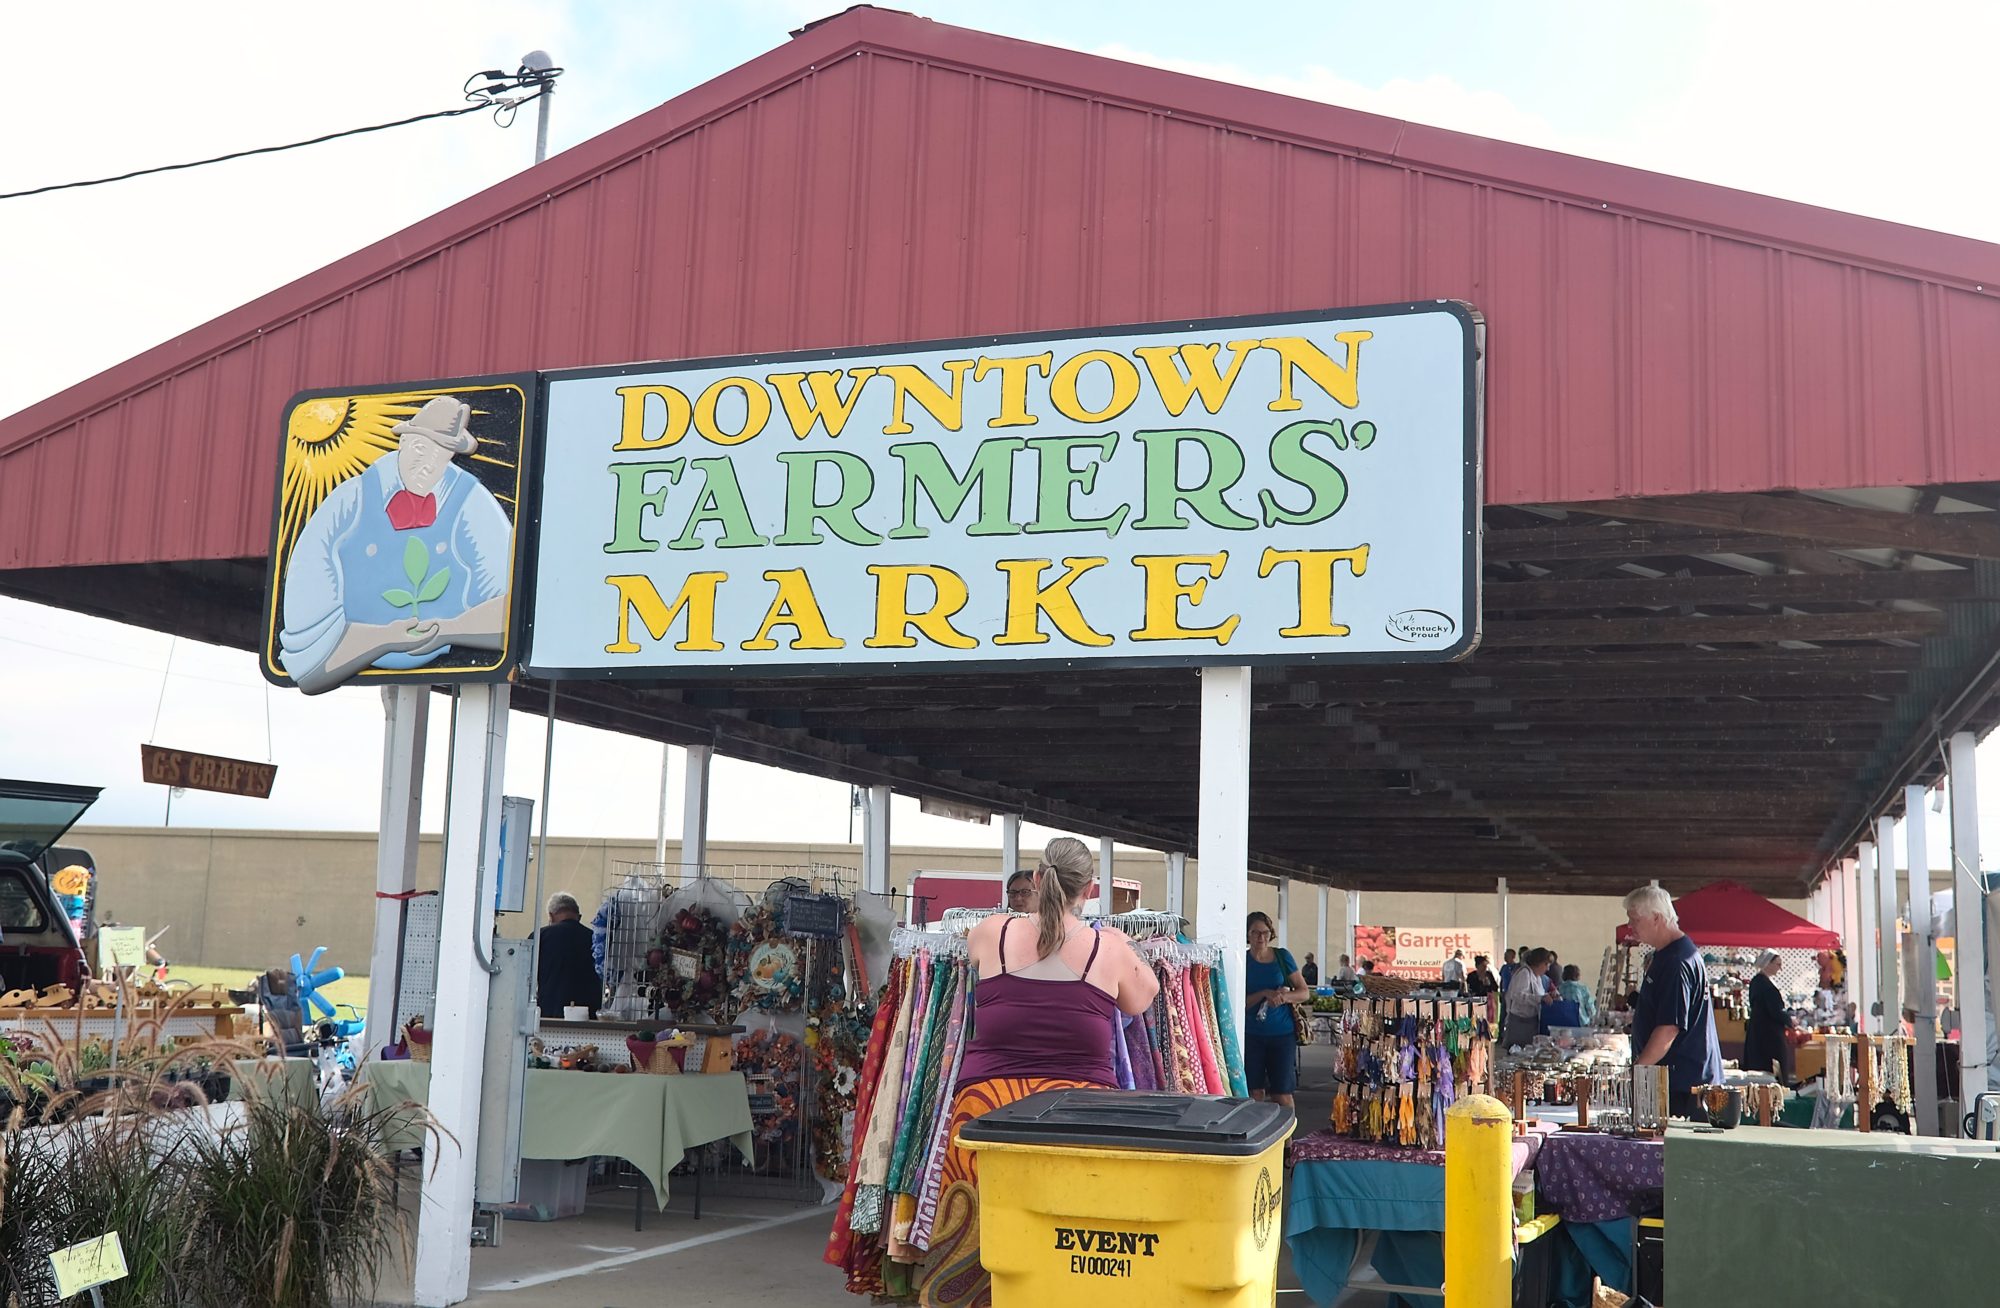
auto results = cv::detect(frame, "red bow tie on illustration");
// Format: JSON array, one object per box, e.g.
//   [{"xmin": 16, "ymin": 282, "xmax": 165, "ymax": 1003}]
[{"xmin": 386, "ymin": 490, "xmax": 438, "ymax": 530}]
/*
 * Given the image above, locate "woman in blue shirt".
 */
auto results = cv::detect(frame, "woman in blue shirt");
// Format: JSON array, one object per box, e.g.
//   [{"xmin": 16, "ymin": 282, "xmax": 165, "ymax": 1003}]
[
  {"xmin": 1557, "ymin": 964, "xmax": 1598, "ymax": 1025},
  {"xmin": 1245, "ymin": 912, "xmax": 1310, "ymax": 1110}
]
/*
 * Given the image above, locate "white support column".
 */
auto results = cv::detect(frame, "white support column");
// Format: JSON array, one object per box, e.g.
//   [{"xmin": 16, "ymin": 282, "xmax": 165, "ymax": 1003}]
[
  {"xmin": 1316, "ymin": 886, "xmax": 1330, "ymax": 985},
  {"xmin": 1840, "ymin": 857, "xmax": 1860, "ymax": 1027},
  {"xmin": 863, "ymin": 784, "xmax": 892, "ymax": 895},
  {"xmin": 1276, "ymin": 880, "xmax": 1291, "ymax": 953},
  {"xmin": 413, "ymin": 684, "xmax": 508, "ymax": 1308},
  {"xmin": 1908, "ymin": 786, "xmax": 1939, "ymax": 1133},
  {"xmin": 1951, "ymin": 732, "xmax": 1988, "ymax": 1099},
  {"xmin": 1000, "ymin": 815, "xmax": 1021, "ymax": 906},
  {"xmin": 363, "ymin": 686, "xmax": 427, "ymax": 1063},
  {"xmin": 1196, "ymin": 667, "xmax": 1252, "ymax": 1050},
  {"xmin": 653, "ymin": 742, "xmax": 672, "ymax": 866},
  {"xmin": 1099, "ymin": 836, "xmax": 1116, "ymax": 914},
  {"xmin": 680, "ymin": 743, "xmax": 712, "ymax": 886},
  {"xmin": 1877, "ymin": 815, "xmax": 1902, "ymax": 1035},
  {"xmin": 1344, "ymin": 889, "xmax": 1360, "ymax": 964},
  {"xmin": 1165, "ymin": 851, "xmax": 1187, "ymax": 919},
  {"xmin": 1496, "ymin": 877, "xmax": 1509, "ymax": 971},
  {"xmin": 1856, "ymin": 842, "xmax": 1879, "ymax": 1035}
]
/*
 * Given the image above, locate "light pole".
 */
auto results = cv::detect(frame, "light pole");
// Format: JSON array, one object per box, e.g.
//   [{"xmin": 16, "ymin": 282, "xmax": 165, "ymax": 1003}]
[{"xmin": 521, "ymin": 50, "xmax": 556, "ymax": 165}]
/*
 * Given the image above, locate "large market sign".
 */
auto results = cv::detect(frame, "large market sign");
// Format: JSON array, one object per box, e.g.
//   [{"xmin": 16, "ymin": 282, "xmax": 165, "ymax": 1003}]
[
  {"xmin": 526, "ymin": 304, "xmax": 1479, "ymax": 676},
  {"xmin": 262, "ymin": 304, "xmax": 1479, "ymax": 692}
]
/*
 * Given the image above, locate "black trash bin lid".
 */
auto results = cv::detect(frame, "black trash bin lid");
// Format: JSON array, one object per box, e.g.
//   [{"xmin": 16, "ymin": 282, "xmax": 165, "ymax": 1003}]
[{"xmin": 956, "ymin": 1089, "xmax": 1293, "ymax": 1157}]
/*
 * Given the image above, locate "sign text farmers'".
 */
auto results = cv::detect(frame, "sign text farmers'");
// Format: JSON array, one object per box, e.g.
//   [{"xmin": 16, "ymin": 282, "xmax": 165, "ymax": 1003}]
[{"xmin": 526, "ymin": 305, "xmax": 1479, "ymax": 675}]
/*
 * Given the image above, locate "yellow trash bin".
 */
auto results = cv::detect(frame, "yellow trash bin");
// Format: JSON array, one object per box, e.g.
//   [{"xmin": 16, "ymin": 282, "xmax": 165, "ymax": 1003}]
[{"xmin": 957, "ymin": 1089, "xmax": 1295, "ymax": 1307}]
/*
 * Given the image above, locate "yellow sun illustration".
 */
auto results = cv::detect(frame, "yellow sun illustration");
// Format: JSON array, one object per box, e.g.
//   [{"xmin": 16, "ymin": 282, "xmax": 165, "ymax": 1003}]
[{"xmin": 278, "ymin": 391, "xmax": 440, "ymax": 556}]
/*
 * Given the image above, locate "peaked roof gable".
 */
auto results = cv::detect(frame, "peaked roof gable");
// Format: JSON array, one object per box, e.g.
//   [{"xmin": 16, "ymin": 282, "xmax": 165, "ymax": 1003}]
[{"xmin": 7, "ymin": 4, "xmax": 2000, "ymax": 571}]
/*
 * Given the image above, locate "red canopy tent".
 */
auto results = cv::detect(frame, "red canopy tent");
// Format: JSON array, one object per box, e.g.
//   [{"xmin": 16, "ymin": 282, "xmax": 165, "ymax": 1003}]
[{"xmin": 1616, "ymin": 881, "xmax": 1840, "ymax": 950}]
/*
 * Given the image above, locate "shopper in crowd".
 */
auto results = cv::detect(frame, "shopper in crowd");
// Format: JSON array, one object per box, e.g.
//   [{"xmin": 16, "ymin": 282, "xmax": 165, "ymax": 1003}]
[
  {"xmin": 1302, "ymin": 952, "xmax": 1320, "ymax": 986},
  {"xmin": 1557, "ymin": 964, "xmax": 1597, "ymax": 1025},
  {"xmin": 1243, "ymin": 912, "xmax": 1311, "ymax": 1110},
  {"xmin": 1498, "ymin": 948, "xmax": 1521, "ymax": 994},
  {"xmin": 536, "ymin": 892, "xmax": 602, "ymax": 1019},
  {"xmin": 1624, "ymin": 885, "xmax": 1723, "ymax": 1115},
  {"xmin": 1005, "ymin": 868, "xmax": 1035, "ymax": 913},
  {"xmin": 1440, "ymin": 949, "xmax": 1467, "ymax": 992},
  {"xmin": 1742, "ymin": 949, "xmax": 1796, "ymax": 1085},
  {"xmin": 1359, "ymin": 958, "xmax": 1376, "ymax": 975},
  {"xmin": 925, "ymin": 838, "xmax": 1161, "ymax": 1305},
  {"xmin": 1466, "ymin": 954, "xmax": 1498, "ymax": 997},
  {"xmin": 1335, "ymin": 954, "xmax": 1358, "ymax": 983},
  {"xmin": 1544, "ymin": 950, "xmax": 1560, "ymax": 990},
  {"xmin": 1503, "ymin": 948, "xmax": 1556, "ymax": 1048}
]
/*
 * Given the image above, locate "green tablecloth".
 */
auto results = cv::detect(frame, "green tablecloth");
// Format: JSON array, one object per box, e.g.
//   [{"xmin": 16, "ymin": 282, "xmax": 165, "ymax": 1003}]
[
  {"xmin": 362, "ymin": 1062, "xmax": 754, "ymax": 1209},
  {"xmin": 227, "ymin": 1057, "xmax": 319, "ymax": 1105}
]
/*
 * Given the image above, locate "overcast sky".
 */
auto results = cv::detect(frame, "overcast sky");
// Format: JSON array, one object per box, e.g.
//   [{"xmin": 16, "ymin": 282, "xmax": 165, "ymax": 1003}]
[{"xmin": 3, "ymin": 0, "xmax": 1998, "ymax": 863}]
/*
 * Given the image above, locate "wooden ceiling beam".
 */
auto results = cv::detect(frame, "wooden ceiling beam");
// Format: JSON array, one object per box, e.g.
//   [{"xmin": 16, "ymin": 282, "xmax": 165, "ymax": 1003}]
[
  {"xmin": 1482, "ymin": 609, "xmax": 1942, "ymax": 647},
  {"xmin": 1483, "ymin": 567, "xmax": 1972, "ymax": 611},
  {"xmin": 1562, "ymin": 494, "xmax": 2000, "ymax": 560}
]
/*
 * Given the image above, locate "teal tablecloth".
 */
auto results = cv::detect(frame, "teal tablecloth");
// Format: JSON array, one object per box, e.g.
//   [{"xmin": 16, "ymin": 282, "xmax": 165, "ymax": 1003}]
[
  {"xmin": 1285, "ymin": 1159, "xmax": 1447, "ymax": 1307},
  {"xmin": 1285, "ymin": 1147, "xmax": 1627, "ymax": 1307},
  {"xmin": 362, "ymin": 1062, "xmax": 753, "ymax": 1209}
]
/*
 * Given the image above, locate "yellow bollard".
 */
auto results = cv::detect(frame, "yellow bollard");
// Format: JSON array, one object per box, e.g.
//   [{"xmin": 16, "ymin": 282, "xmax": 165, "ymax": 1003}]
[{"xmin": 1444, "ymin": 1094, "xmax": 1514, "ymax": 1308}]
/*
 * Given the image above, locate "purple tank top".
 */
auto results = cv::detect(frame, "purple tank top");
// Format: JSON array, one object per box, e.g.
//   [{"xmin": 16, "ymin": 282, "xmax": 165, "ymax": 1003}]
[{"xmin": 957, "ymin": 919, "xmax": 1118, "ymax": 1090}]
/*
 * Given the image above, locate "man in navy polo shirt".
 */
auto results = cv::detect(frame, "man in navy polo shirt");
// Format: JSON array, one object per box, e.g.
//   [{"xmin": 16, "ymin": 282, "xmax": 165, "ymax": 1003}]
[{"xmin": 1624, "ymin": 884, "xmax": 1722, "ymax": 1115}]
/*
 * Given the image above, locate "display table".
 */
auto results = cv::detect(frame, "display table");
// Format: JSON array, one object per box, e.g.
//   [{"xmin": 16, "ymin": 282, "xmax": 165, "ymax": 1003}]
[
  {"xmin": 1531, "ymin": 1131, "xmax": 1664, "ymax": 1295},
  {"xmin": 362, "ymin": 1062, "xmax": 753, "ymax": 1213},
  {"xmin": 1284, "ymin": 1129, "xmax": 1549, "ymax": 1306},
  {"xmin": 226, "ymin": 1057, "xmax": 318, "ymax": 1106}
]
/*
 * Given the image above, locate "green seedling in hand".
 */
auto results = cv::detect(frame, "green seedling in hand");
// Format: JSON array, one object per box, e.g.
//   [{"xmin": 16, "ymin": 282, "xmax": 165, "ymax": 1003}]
[{"xmin": 381, "ymin": 537, "xmax": 452, "ymax": 634}]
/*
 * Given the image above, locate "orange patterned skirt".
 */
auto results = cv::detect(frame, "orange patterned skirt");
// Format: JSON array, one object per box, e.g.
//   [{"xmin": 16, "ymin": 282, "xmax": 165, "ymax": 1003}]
[{"xmin": 915, "ymin": 1076, "xmax": 1099, "ymax": 1308}]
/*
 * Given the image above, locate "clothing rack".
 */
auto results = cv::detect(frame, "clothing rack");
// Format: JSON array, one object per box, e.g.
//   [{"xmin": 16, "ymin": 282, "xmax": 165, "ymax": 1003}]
[{"xmin": 901, "ymin": 911, "xmax": 1213, "ymax": 963}]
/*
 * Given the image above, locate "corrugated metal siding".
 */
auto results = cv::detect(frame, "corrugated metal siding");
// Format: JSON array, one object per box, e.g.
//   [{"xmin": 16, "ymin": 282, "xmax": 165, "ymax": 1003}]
[{"xmin": 8, "ymin": 12, "xmax": 2000, "ymax": 571}]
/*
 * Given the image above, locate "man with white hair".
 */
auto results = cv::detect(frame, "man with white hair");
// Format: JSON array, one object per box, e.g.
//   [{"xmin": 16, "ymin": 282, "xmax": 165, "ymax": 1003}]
[
  {"xmin": 536, "ymin": 891, "xmax": 601, "ymax": 1018},
  {"xmin": 1623, "ymin": 884, "xmax": 1722, "ymax": 1113}
]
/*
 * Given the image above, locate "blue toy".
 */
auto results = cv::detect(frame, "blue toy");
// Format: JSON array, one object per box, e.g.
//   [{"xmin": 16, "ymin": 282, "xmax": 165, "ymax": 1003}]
[{"xmin": 291, "ymin": 948, "xmax": 365, "ymax": 1039}]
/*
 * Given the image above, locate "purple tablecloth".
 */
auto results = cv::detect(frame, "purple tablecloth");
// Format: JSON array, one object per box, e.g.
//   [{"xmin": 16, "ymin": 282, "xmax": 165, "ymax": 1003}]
[
  {"xmin": 1288, "ymin": 1125, "xmax": 1550, "ymax": 1176},
  {"xmin": 1532, "ymin": 1132, "xmax": 1663, "ymax": 1223}
]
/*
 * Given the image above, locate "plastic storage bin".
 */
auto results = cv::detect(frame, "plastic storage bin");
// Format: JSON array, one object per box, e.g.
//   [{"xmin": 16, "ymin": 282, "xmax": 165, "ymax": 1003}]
[
  {"xmin": 957, "ymin": 1089, "xmax": 1294, "ymax": 1307},
  {"xmin": 498, "ymin": 1158, "xmax": 588, "ymax": 1221}
]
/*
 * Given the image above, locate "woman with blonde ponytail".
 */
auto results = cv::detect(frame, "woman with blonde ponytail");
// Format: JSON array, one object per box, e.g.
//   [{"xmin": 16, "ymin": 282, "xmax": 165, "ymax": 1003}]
[{"xmin": 916, "ymin": 837, "xmax": 1161, "ymax": 1306}]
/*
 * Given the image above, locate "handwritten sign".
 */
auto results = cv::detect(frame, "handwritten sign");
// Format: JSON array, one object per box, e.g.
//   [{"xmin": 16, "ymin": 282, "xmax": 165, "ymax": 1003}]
[
  {"xmin": 98, "ymin": 927, "xmax": 147, "ymax": 969},
  {"xmin": 50, "ymin": 1233, "xmax": 127, "ymax": 1297},
  {"xmin": 139, "ymin": 744, "xmax": 277, "ymax": 799}
]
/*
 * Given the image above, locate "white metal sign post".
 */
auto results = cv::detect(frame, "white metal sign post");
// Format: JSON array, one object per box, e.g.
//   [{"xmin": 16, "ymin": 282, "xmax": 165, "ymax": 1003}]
[
  {"xmin": 413, "ymin": 684, "xmax": 509, "ymax": 1308},
  {"xmin": 1198, "ymin": 666, "xmax": 1254, "ymax": 1050},
  {"xmin": 364, "ymin": 685, "xmax": 427, "ymax": 1063}
]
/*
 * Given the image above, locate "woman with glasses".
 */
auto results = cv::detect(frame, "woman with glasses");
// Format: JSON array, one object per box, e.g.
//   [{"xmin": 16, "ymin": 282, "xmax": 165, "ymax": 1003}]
[{"xmin": 1245, "ymin": 911, "xmax": 1310, "ymax": 1110}]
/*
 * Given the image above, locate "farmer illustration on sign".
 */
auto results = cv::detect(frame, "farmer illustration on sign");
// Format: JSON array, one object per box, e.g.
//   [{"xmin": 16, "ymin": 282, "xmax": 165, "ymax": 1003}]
[{"xmin": 278, "ymin": 396, "xmax": 511, "ymax": 693}]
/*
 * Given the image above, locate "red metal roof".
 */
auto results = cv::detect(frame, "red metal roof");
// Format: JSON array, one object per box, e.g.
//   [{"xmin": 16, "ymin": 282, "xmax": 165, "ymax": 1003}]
[
  {"xmin": 8, "ymin": 4, "xmax": 2000, "ymax": 571},
  {"xmin": 1614, "ymin": 880, "xmax": 1840, "ymax": 950}
]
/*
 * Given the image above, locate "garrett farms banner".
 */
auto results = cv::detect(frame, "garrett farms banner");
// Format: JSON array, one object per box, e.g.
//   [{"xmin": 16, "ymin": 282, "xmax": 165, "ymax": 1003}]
[
  {"xmin": 525, "ymin": 305, "xmax": 1480, "ymax": 676},
  {"xmin": 1355, "ymin": 925, "xmax": 1494, "ymax": 979}
]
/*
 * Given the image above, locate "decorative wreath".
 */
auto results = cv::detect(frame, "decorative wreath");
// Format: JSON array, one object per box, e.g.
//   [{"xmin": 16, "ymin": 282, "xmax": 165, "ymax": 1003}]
[
  {"xmin": 734, "ymin": 1029, "xmax": 803, "ymax": 1159},
  {"xmin": 808, "ymin": 1001, "xmax": 873, "ymax": 1180},
  {"xmin": 651, "ymin": 905, "xmax": 731, "ymax": 1021},
  {"xmin": 726, "ymin": 904, "xmax": 805, "ymax": 1013}
]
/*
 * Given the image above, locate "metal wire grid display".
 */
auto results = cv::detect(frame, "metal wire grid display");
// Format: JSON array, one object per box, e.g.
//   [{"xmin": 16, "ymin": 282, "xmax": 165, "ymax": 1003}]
[{"xmin": 593, "ymin": 862, "xmax": 860, "ymax": 1202}]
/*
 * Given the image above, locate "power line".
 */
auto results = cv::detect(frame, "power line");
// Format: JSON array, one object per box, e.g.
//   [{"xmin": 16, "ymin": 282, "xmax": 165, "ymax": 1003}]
[{"xmin": 1, "ymin": 67, "xmax": 557, "ymax": 201}]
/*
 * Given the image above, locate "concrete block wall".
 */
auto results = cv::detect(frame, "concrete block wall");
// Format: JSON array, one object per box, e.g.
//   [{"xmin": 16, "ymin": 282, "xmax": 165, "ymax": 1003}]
[{"xmin": 73, "ymin": 826, "xmax": 1800, "ymax": 981}]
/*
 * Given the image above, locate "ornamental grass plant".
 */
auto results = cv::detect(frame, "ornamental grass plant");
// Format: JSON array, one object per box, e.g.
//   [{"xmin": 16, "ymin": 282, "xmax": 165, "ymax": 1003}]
[{"xmin": 0, "ymin": 981, "xmax": 433, "ymax": 1306}]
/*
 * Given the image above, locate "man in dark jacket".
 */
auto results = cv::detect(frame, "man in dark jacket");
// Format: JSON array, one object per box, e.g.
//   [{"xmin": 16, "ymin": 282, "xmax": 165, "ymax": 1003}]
[{"xmin": 537, "ymin": 892, "xmax": 602, "ymax": 1018}]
